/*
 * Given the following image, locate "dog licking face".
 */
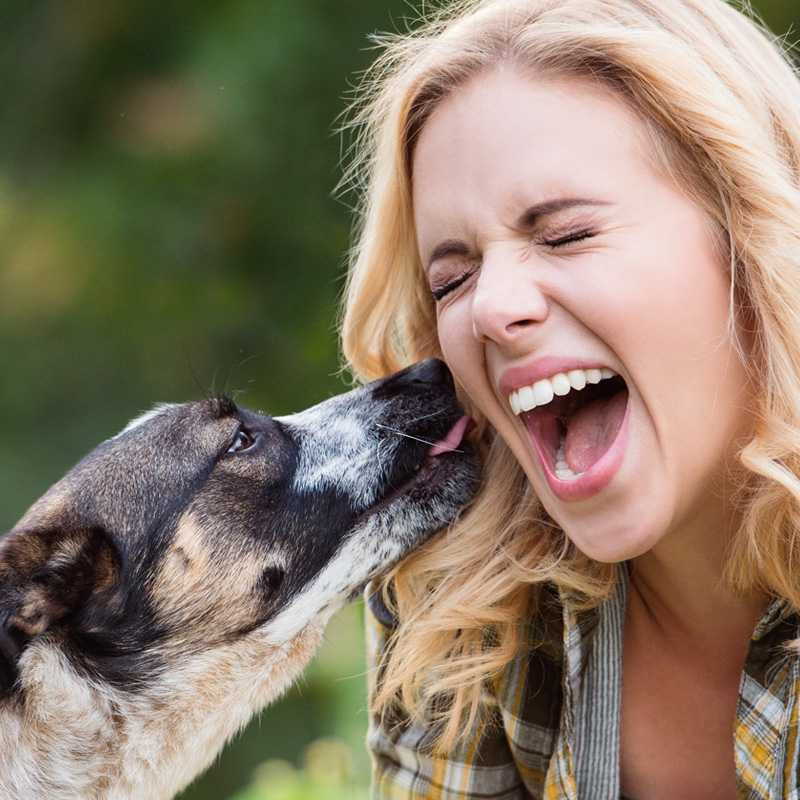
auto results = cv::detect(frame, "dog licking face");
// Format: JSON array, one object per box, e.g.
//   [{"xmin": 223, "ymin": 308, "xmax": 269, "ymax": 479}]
[{"xmin": 0, "ymin": 359, "xmax": 478, "ymax": 800}]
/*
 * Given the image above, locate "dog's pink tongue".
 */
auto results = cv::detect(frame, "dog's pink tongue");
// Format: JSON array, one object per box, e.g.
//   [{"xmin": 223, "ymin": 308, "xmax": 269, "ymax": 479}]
[
  {"xmin": 565, "ymin": 392, "xmax": 627, "ymax": 473},
  {"xmin": 430, "ymin": 415, "xmax": 473, "ymax": 456}
]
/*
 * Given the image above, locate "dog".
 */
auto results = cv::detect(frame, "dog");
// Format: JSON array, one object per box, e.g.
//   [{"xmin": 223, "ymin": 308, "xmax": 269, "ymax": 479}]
[{"xmin": 0, "ymin": 358, "xmax": 478, "ymax": 800}]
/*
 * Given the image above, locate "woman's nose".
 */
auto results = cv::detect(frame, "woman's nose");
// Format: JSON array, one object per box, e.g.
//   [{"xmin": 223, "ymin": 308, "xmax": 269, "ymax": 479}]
[{"xmin": 470, "ymin": 254, "xmax": 549, "ymax": 345}]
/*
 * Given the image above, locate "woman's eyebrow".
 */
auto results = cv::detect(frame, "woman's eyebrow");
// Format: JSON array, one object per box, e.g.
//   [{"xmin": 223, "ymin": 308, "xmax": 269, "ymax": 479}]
[
  {"xmin": 425, "ymin": 197, "xmax": 611, "ymax": 272},
  {"xmin": 514, "ymin": 196, "xmax": 611, "ymax": 228}
]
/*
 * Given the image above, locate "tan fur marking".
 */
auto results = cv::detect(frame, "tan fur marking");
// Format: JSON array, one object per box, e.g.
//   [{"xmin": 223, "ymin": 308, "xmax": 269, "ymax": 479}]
[
  {"xmin": 12, "ymin": 587, "xmax": 58, "ymax": 637},
  {"xmin": 49, "ymin": 537, "xmax": 83, "ymax": 566},
  {"xmin": 152, "ymin": 512, "xmax": 269, "ymax": 640}
]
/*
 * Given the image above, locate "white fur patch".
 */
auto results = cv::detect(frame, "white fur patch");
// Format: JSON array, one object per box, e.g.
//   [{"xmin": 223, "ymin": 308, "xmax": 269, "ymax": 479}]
[
  {"xmin": 1, "ymin": 627, "xmax": 326, "ymax": 800},
  {"xmin": 277, "ymin": 390, "xmax": 389, "ymax": 507}
]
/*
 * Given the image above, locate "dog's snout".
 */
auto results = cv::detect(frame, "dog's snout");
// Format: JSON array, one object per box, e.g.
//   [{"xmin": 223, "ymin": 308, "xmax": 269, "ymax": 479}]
[
  {"xmin": 406, "ymin": 358, "xmax": 454, "ymax": 389},
  {"xmin": 375, "ymin": 358, "xmax": 454, "ymax": 396}
]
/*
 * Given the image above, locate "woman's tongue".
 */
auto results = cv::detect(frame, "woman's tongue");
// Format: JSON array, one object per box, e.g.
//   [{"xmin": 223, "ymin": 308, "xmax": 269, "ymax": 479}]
[
  {"xmin": 563, "ymin": 391, "xmax": 627, "ymax": 472},
  {"xmin": 526, "ymin": 390, "xmax": 628, "ymax": 474}
]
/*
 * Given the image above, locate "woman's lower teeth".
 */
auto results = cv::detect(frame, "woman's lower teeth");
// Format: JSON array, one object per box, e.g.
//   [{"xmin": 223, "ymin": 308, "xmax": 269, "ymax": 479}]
[{"xmin": 554, "ymin": 432, "xmax": 585, "ymax": 481}]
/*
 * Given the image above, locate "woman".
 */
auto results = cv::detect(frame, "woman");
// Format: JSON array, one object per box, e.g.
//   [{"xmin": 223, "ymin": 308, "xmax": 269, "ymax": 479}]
[{"xmin": 338, "ymin": 0, "xmax": 800, "ymax": 797}]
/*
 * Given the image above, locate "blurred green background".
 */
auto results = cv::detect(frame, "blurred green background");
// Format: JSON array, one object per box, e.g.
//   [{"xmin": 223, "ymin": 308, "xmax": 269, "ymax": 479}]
[{"xmin": 0, "ymin": 2, "xmax": 796, "ymax": 799}]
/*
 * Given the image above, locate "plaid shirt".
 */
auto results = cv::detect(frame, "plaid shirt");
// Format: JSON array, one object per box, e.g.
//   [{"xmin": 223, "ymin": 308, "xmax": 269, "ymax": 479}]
[{"xmin": 364, "ymin": 564, "xmax": 800, "ymax": 799}]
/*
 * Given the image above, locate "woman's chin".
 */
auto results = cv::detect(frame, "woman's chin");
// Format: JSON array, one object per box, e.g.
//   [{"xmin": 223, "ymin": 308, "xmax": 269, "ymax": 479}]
[{"xmin": 562, "ymin": 520, "xmax": 666, "ymax": 565}]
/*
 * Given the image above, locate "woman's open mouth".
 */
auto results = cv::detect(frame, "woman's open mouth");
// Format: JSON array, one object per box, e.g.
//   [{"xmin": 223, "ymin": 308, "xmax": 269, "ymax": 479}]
[{"xmin": 509, "ymin": 369, "xmax": 631, "ymax": 501}]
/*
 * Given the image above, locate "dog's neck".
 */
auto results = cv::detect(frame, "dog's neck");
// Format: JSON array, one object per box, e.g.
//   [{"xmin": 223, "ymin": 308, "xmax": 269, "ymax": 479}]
[{"xmin": 0, "ymin": 624, "xmax": 324, "ymax": 800}]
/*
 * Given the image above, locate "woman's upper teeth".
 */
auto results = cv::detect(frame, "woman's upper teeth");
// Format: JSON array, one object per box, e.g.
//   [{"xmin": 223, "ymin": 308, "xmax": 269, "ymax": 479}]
[{"xmin": 509, "ymin": 368, "xmax": 617, "ymax": 415}]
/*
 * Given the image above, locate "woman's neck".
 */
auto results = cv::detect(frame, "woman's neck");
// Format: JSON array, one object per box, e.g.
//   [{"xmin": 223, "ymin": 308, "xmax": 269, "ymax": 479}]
[{"xmin": 628, "ymin": 540, "xmax": 768, "ymax": 662}]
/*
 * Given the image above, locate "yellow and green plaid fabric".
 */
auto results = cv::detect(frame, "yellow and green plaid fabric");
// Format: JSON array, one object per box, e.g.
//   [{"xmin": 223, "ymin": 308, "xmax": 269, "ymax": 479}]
[{"xmin": 364, "ymin": 565, "xmax": 800, "ymax": 799}]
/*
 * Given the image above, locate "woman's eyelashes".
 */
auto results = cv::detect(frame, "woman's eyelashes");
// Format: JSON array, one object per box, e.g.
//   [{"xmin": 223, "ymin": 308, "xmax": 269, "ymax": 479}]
[
  {"xmin": 429, "ymin": 228, "xmax": 597, "ymax": 301},
  {"xmin": 431, "ymin": 267, "xmax": 476, "ymax": 301},
  {"xmin": 543, "ymin": 228, "xmax": 596, "ymax": 248}
]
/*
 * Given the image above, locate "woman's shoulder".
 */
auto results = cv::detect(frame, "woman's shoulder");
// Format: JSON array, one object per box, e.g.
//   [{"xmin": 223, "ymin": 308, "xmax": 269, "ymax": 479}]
[
  {"xmin": 364, "ymin": 577, "xmax": 566, "ymax": 786},
  {"xmin": 364, "ymin": 576, "xmax": 565, "ymax": 712},
  {"xmin": 490, "ymin": 582, "xmax": 564, "ymax": 714}
]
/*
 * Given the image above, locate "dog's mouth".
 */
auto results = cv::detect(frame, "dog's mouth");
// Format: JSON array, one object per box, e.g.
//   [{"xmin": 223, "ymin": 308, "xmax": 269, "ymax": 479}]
[
  {"xmin": 345, "ymin": 414, "xmax": 475, "ymax": 602},
  {"xmin": 366, "ymin": 413, "xmax": 474, "ymax": 515}
]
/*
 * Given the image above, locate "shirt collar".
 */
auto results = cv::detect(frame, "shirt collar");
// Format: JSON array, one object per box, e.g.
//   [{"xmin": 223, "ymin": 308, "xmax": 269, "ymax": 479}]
[
  {"xmin": 556, "ymin": 564, "xmax": 798, "ymax": 650},
  {"xmin": 751, "ymin": 596, "xmax": 796, "ymax": 642}
]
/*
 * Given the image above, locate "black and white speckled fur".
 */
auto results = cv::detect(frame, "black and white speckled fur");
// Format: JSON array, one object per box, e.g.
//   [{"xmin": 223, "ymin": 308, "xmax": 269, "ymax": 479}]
[{"xmin": 0, "ymin": 359, "xmax": 478, "ymax": 800}]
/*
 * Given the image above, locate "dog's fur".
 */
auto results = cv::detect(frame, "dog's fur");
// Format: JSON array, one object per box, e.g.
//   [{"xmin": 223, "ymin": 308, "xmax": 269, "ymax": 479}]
[{"xmin": 0, "ymin": 359, "xmax": 478, "ymax": 799}]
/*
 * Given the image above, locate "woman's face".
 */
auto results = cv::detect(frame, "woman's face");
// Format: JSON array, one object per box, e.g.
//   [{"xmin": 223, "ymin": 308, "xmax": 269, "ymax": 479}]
[{"xmin": 411, "ymin": 67, "xmax": 755, "ymax": 562}]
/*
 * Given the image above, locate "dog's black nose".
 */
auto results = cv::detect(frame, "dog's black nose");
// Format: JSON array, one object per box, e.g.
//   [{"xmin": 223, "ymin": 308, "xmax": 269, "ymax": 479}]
[
  {"xmin": 370, "ymin": 358, "xmax": 455, "ymax": 399},
  {"xmin": 394, "ymin": 358, "xmax": 454, "ymax": 390}
]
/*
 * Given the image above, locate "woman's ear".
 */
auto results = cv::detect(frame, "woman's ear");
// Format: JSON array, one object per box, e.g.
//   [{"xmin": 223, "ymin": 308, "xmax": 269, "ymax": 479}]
[{"xmin": 0, "ymin": 526, "xmax": 120, "ymax": 696}]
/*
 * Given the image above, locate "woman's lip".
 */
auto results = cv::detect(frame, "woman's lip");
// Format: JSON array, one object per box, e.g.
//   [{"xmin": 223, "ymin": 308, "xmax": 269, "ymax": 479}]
[
  {"xmin": 498, "ymin": 356, "xmax": 614, "ymax": 396},
  {"xmin": 523, "ymin": 392, "xmax": 631, "ymax": 502}
]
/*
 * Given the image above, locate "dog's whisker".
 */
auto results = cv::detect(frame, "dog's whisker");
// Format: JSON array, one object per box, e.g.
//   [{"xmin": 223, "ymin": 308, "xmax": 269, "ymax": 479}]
[
  {"xmin": 374, "ymin": 423, "xmax": 465, "ymax": 454},
  {"xmin": 375, "ymin": 423, "xmax": 436, "ymax": 446},
  {"xmin": 406, "ymin": 408, "xmax": 448, "ymax": 424}
]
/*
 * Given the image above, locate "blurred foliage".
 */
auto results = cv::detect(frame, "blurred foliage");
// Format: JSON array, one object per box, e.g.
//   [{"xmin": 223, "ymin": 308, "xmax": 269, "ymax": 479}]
[
  {"xmin": 0, "ymin": 1, "xmax": 795, "ymax": 799},
  {"xmin": 231, "ymin": 739, "xmax": 369, "ymax": 800}
]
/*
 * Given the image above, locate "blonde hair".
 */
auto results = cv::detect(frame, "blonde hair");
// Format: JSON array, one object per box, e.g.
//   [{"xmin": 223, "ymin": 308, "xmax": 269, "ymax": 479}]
[{"xmin": 337, "ymin": 0, "xmax": 800, "ymax": 752}]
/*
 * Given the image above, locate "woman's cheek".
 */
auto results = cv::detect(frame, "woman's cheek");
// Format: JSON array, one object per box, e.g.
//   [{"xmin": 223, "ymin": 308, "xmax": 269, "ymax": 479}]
[{"xmin": 437, "ymin": 305, "xmax": 487, "ymax": 401}]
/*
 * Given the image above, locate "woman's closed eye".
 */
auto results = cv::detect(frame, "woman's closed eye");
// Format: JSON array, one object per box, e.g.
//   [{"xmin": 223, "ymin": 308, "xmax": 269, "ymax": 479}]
[
  {"xmin": 429, "ymin": 227, "xmax": 598, "ymax": 302},
  {"xmin": 542, "ymin": 227, "xmax": 596, "ymax": 249},
  {"xmin": 431, "ymin": 267, "xmax": 477, "ymax": 301}
]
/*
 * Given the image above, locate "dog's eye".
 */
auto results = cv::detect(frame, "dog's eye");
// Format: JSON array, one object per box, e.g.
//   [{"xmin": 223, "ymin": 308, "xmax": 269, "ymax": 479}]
[{"xmin": 227, "ymin": 426, "xmax": 257, "ymax": 454}]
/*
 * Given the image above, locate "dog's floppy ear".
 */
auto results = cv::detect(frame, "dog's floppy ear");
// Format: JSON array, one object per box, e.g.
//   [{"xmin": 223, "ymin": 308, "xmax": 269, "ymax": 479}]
[{"xmin": 0, "ymin": 526, "xmax": 120, "ymax": 695}]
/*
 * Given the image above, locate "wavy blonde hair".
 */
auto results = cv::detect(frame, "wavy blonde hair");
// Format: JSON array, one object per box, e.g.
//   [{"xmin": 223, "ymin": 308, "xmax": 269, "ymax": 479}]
[{"xmin": 337, "ymin": 0, "xmax": 800, "ymax": 752}]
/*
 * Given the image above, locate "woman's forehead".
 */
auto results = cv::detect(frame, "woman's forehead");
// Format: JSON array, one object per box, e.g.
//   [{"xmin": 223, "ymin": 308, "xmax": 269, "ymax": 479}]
[
  {"xmin": 412, "ymin": 76, "xmax": 646, "ymax": 239},
  {"xmin": 410, "ymin": 68, "xmax": 654, "ymax": 241}
]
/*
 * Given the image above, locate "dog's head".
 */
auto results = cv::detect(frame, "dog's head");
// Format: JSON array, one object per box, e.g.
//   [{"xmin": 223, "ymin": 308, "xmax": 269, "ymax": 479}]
[{"xmin": 0, "ymin": 359, "xmax": 478, "ymax": 695}]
